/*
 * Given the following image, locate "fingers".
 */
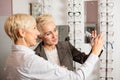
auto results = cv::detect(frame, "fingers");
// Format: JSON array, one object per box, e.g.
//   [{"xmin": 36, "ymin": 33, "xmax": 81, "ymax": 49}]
[
  {"xmin": 98, "ymin": 33, "xmax": 104, "ymax": 44},
  {"xmin": 61, "ymin": 66, "xmax": 68, "ymax": 69},
  {"xmin": 92, "ymin": 33, "xmax": 104, "ymax": 45},
  {"xmin": 96, "ymin": 33, "xmax": 103, "ymax": 40},
  {"xmin": 96, "ymin": 33, "xmax": 104, "ymax": 47},
  {"xmin": 90, "ymin": 30, "xmax": 97, "ymax": 46},
  {"xmin": 91, "ymin": 33, "xmax": 104, "ymax": 56},
  {"xmin": 91, "ymin": 30, "xmax": 97, "ymax": 38}
]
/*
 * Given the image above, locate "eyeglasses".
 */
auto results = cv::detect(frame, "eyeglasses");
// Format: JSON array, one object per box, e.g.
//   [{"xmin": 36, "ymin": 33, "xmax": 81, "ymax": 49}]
[
  {"xmin": 106, "ymin": 2, "xmax": 114, "ymax": 8},
  {"xmin": 100, "ymin": 12, "xmax": 114, "ymax": 19},
  {"xmin": 68, "ymin": 3, "xmax": 81, "ymax": 11},
  {"xmin": 100, "ymin": 2, "xmax": 114, "ymax": 8},
  {"xmin": 68, "ymin": 12, "xmax": 81, "ymax": 17},
  {"xmin": 67, "ymin": 12, "xmax": 81, "ymax": 21},
  {"xmin": 67, "ymin": 0, "xmax": 82, "ymax": 4},
  {"xmin": 67, "ymin": 21, "xmax": 82, "ymax": 41},
  {"xmin": 100, "ymin": 75, "xmax": 113, "ymax": 80},
  {"xmin": 101, "ymin": 31, "xmax": 114, "ymax": 37},
  {"xmin": 99, "ymin": 1, "xmax": 114, "ymax": 15},
  {"xmin": 68, "ymin": 21, "xmax": 82, "ymax": 33},
  {"xmin": 68, "ymin": 20, "xmax": 81, "ymax": 25},
  {"xmin": 106, "ymin": 31, "xmax": 114, "ymax": 37},
  {"xmin": 100, "ymin": 59, "xmax": 113, "ymax": 64},
  {"xmin": 68, "ymin": 21, "xmax": 81, "ymax": 24},
  {"xmin": 68, "ymin": 21, "xmax": 81, "ymax": 29},
  {"xmin": 100, "ymin": 67, "xmax": 113, "ymax": 72},
  {"xmin": 100, "ymin": 21, "xmax": 114, "ymax": 27}
]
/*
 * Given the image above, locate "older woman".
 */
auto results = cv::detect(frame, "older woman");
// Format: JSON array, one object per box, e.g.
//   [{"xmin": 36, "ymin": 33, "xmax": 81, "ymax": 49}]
[{"xmin": 4, "ymin": 13, "xmax": 104, "ymax": 80}]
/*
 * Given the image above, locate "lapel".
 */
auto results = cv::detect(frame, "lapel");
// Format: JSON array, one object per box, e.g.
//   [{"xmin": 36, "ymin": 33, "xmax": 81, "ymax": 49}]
[
  {"xmin": 40, "ymin": 47, "xmax": 48, "ymax": 60},
  {"xmin": 38, "ymin": 42, "xmax": 48, "ymax": 60},
  {"xmin": 56, "ymin": 42, "xmax": 67, "ymax": 65}
]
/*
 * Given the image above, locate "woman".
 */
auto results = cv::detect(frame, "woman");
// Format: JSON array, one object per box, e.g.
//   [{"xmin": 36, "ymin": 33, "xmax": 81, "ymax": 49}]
[
  {"xmin": 35, "ymin": 14, "xmax": 102, "ymax": 71},
  {"xmin": 4, "ymin": 13, "xmax": 104, "ymax": 80}
]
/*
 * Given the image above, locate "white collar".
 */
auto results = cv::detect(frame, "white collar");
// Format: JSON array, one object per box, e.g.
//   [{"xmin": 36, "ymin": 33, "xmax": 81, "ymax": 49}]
[{"xmin": 12, "ymin": 44, "xmax": 35, "ymax": 54}]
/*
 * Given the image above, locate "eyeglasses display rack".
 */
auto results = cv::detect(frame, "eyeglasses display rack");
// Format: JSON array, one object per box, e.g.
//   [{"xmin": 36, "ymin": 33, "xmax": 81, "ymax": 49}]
[
  {"xmin": 30, "ymin": 0, "xmax": 52, "ymax": 18},
  {"xmin": 67, "ymin": 0, "xmax": 84, "ymax": 70},
  {"xmin": 99, "ymin": 0, "xmax": 114, "ymax": 80},
  {"xmin": 67, "ymin": 0, "xmax": 114, "ymax": 80}
]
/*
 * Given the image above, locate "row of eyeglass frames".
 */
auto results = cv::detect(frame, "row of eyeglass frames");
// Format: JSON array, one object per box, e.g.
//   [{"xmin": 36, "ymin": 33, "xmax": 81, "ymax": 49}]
[
  {"xmin": 67, "ymin": 0, "xmax": 84, "ymax": 49},
  {"xmin": 99, "ymin": 0, "xmax": 114, "ymax": 80}
]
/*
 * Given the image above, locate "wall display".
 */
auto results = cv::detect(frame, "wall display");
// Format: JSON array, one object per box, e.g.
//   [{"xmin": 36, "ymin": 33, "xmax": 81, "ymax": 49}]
[
  {"xmin": 30, "ymin": 0, "xmax": 52, "ymax": 18},
  {"xmin": 99, "ymin": 0, "xmax": 114, "ymax": 80},
  {"xmin": 67, "ymin": 0, "xmax": 84, "ymax": 48},
  {"xmin": 30, "ymin": 2, "xmax": 43, "ymax": 18},
  {"xmin": 67, "ymin": 0, "xmax": 114, "ymax": 80}
]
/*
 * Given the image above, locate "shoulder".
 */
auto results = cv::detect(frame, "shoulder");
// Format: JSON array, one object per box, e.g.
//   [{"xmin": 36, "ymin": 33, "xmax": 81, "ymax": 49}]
[
  {"xmin": 34, "ymin": 42, "xmax": 43, "ymax": 51},
  {"xmin": 57, "ymin": 41, "xmax": 70, "ymax": 46},
  {"xmin": 57, "ymin": 41, "xmax": 72, "ymax": 50}
]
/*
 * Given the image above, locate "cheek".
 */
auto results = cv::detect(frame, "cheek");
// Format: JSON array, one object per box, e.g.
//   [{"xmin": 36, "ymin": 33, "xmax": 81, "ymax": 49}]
[
  {"xmin": 45, "ymin": 37, "xmax": 51, "ymax": 41},
  {"xmin": 56, "ymin": 31, "xmax": 58, "ymax": 35},
  {"xmin": 44, "ymin": 36, "xmax": 52, "ymax": 42},
  {"xmin": 28, "ymin": 33, "xmax": 36, "ymax": 42}
]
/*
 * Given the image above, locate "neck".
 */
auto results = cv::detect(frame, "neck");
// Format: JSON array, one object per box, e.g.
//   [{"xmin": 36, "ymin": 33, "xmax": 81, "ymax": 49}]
[
  {"xmin": 43, "ymin": 44, "xmax": 56, "ymax": 51},
  {"xmin": 15, "ymin": 38, "xmax": 28, "ymax": 47}
]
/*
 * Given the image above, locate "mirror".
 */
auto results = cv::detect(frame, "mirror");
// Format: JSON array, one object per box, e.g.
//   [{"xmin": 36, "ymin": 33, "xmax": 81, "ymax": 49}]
[{"xmin": 84, "ymin": 0, "xmax": 99, "ymax": 43}]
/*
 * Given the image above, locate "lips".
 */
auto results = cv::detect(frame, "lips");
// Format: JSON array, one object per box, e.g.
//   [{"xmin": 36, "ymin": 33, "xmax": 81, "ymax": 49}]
[{"xmin": 52, "ymin": 38, "xmax": 58, "ymax": 42}]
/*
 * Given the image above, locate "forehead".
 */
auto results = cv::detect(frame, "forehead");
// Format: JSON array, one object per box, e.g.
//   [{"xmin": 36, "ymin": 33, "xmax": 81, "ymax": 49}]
[
  {"xmin": 42, "ymin": 22, "xmax": 56, "ymax": 31},
  {"xmin": 28, "ymin": 19, "xmax": 36, "ymax": 27}
]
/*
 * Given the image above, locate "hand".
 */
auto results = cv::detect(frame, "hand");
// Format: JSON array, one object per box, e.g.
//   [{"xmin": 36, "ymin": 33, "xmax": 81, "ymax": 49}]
[
  {"xmin": 91, "ymin": 33, "xmax": 104, "ymax": 56},
  {"xmin": 61, "ymin": 65, "xmax": 68, "ymax": 69},
  {"xmin": 90, "ymin": 30, "xmax": 97, "ymax": 47}
]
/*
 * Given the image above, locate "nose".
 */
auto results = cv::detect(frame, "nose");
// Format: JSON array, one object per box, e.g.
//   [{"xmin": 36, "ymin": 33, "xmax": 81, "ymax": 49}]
[
  {"xmin": 36, "ymin": 29, "xmax": 40, "ymax": 36},
  {"xmin": 52, "ymin": 31, "xmax": 58, "ymax": 38}
]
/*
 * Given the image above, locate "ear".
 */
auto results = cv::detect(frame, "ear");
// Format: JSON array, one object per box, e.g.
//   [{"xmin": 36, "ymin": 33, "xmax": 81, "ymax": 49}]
[
  {"xmin": 38, "ymin": 34, "xmax": 43, "ymax": 41},
  {"xmin": 18, "ymin": 28, "xmax": 25, "ymax": 38}
]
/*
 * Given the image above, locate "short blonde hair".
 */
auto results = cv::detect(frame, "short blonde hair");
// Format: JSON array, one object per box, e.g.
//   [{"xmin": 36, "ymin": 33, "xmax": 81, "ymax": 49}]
[
  {"xmin": 4, "ymin": 14, "xmax": 36, "ymax": 42},
  {"xmin": 36, "ymin": 14, "xmax": 54, "ymax": 33}
]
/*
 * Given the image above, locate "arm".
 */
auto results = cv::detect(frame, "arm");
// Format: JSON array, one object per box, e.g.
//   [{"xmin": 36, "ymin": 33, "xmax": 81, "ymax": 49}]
[
  {"xmin": 90, "ymin": 30, "xmax": 103, "ymax": 57},
  {"xmin": 18, "ymin": 34, "xmax": 103, "ymax": 80},
  {"xmin": 19, "ymin": 53, "xmax": 98, "ymax": 80},
  {"xmin": 69, "ymin": 42, "xmax": 102, "ymax": 63},
  {"xmin": 68, "ymin": 42, "xmax": 90, "ymax": 64}
]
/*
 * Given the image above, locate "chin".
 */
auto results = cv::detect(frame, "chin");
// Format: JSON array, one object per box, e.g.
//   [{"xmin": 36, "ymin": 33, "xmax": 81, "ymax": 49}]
[
  {"xmin": 31, "ymin": 42, "xmax": 36, "ymax": 46},
  {"xmin": 54, "ymin": 42, "xmax": 58, "ymax": 45}
]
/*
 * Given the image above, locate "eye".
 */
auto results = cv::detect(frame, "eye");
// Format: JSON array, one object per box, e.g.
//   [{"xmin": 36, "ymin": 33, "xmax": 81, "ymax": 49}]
[
  {"xmin": 54, "ymin": 29, "xmax": 56, "ymax": 32},
  {"xmin": 33, "ymin": 26, "xmax": 37, "ymax": 29},
  {"xmin": 45, "ymin": 32, "xmax": 51, "ymax": 36},
  {"xmin": 54, "ymin": 28, "xmax": 57, "ymax": 32}
]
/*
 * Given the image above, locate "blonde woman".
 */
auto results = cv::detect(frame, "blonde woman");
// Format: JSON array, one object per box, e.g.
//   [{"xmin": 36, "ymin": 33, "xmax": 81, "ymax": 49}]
[
  {"xmin": 35, "ymin": 14, "xmax": 102, "ymax": 70},
  {"xmin": 4, "ymin": 13, "xmax": 104, "ymax": 80}
]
